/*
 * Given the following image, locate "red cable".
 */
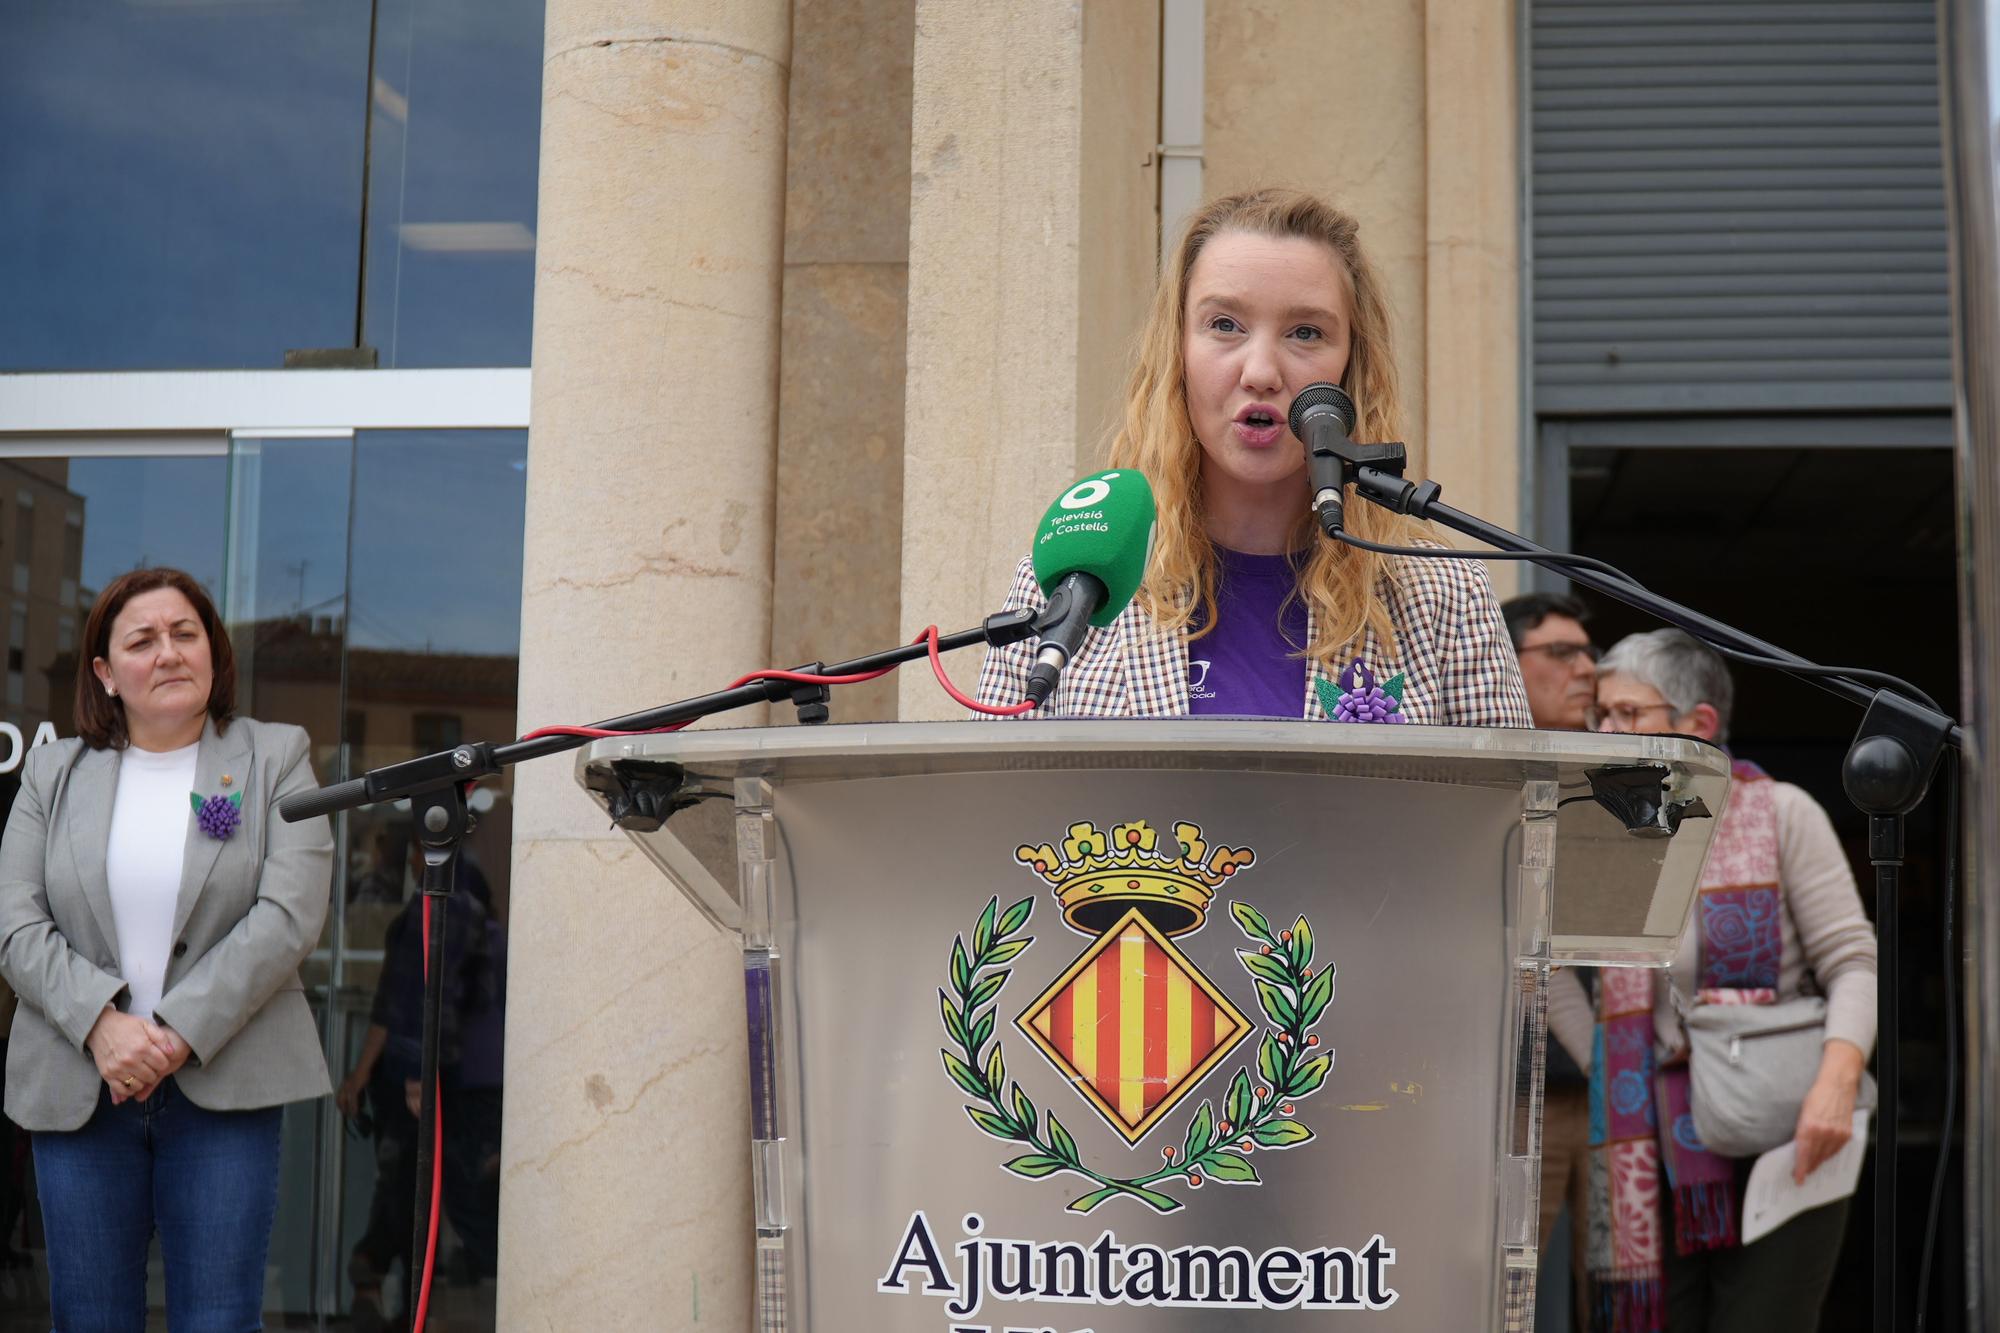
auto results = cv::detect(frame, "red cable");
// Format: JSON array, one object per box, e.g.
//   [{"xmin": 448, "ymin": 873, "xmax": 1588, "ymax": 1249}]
[
  {"xmin": 723, "ymin": 663, "xmax": 898, "ymax": 689},
  {"xmin": 518, "ymin": 628, "xmax": 1036, "ymax": 739},
  {"xmin": 411, "ymin": 897, "xmax": 444, "ymax": 1331},
  {"xmin": 919, "ymin": 626, "xmax": 1038, "ymax": 715},
  {"xmin": 516, "ymin": 721, "xmax": 692, "ymax": 740}
]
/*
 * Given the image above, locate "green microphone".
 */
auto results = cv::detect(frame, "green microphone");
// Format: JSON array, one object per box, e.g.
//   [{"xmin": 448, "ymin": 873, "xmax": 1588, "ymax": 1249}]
[{"xmin": 1025, "ymin": 469, "xmax": 1157, "ymax": 706}]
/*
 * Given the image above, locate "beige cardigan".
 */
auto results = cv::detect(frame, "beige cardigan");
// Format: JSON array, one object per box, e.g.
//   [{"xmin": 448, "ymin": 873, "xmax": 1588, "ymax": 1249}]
[{"xmin": 1548, "ymin": 778, "xmax": 1878, "ymax": 1072}]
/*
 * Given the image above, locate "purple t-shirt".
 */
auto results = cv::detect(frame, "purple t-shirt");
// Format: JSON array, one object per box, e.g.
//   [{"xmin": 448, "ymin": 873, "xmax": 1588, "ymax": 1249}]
[{"xmin": 1186, "ymin": 547, "xmax": 1309, "ymax": 718}]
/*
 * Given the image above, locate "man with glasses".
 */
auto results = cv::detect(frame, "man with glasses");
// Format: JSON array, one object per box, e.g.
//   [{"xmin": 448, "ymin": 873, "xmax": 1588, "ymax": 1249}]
[
  {"xmin": 1504, "ymin": 592, "xmax": 1601, "ymax": 732},
  {"xmin": 1502, "ymin": 592, "xmax": 1598, "ymax": 1331}
]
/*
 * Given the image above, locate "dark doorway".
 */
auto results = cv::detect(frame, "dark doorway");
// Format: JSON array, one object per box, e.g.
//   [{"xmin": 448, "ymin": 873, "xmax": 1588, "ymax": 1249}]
[{"xmin": 1562, "ymin": 440, "xmax": 1962, "ymax": 1330}]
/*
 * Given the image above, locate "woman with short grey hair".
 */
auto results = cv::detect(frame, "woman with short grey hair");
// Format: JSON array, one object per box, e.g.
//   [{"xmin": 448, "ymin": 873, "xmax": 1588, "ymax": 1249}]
[
  {"xmin": 1549, "ymin": 628, "xmax": 1876, "ymax": 1333},
  {"xmin": 1596, "ymin": 627, "xmax": 1737, "ymax": 741}
]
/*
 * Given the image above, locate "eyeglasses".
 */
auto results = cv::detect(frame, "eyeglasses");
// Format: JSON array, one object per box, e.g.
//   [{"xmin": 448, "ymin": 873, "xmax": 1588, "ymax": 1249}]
[
  {"xmin": 1518, "ymin": 641, "xmax": 1600, "ymax": 666},
  {"xmin": 1598, "ymin": 701, "xmax": 1678, "ymax": 729}
]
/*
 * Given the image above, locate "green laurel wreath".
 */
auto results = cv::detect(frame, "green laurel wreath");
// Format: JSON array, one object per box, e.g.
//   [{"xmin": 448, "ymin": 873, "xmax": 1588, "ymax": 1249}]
[{"xmin": 939, "ymin": 895, "xmax": 1334, "ymax": 1215}]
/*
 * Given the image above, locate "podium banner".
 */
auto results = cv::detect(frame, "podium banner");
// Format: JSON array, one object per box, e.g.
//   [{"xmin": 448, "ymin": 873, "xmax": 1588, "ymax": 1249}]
[
  {"xmin": 581, "ymin": 721, "xmax": 1731, "ymax": 1332},
  {"xmin": 826, "ymin": 770, "xmax": 1515, "ymax": 1329}
]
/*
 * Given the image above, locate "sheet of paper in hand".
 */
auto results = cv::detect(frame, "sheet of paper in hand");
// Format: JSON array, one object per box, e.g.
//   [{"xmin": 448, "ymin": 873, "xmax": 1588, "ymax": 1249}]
[{"xmin": 1740, "ymin": 1109, "xmax": 1870, "ymax": 1245}]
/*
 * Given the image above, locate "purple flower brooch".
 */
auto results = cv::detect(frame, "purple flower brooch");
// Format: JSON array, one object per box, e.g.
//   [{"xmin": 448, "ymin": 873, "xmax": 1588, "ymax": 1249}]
[
  {"xmin": 191, "ymin": 790, "xmax": 243, "ymax": 840},
  {"xmin": 1316, "ymin": 658, "xmax": 1408, "ymax": 724}
]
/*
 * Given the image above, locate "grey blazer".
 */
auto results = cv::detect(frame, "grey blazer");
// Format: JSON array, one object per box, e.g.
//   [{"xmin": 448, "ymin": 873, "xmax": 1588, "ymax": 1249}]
[{"xmin": 0, "ymin": 717, "xmax": 335, "ymax": 1130}]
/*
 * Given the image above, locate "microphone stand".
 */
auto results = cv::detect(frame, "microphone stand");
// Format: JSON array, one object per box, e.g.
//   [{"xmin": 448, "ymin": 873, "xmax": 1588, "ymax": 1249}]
[
  {"xmin": 1329, "ymin": 440, "xmax": 1957, "ymax": 1333},
  {"xmin": 282, "ymin": 609, "xmax": 1041, "ymax": 1332}
]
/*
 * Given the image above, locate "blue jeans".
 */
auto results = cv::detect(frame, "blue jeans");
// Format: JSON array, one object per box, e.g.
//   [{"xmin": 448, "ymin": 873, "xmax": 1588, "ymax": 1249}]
[{"xmin": 32, "ymin": 1077, "xmax": 283, "ymax": 1332}]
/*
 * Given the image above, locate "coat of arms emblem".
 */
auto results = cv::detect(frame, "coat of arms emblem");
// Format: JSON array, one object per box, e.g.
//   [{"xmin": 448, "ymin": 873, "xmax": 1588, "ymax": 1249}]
[{"xmin": 937, "ymin": 818, "xmax": 1335, "ymax": 1214}]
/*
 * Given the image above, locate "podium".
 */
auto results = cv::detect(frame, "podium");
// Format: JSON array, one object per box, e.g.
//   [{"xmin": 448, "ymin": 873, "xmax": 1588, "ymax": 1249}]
[{"xmin": 577, "ymin": 720, "xmax": 1730, "ymax": 1332}]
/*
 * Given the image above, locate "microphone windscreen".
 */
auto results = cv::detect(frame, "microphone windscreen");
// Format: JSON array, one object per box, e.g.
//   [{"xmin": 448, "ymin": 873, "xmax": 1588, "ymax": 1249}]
[
  {"xmin": 1030, "ymin": 469, "xmax": 1157, "ymax": 627},
  {"xmin": 1287, "ymin": 382, "xmax": 1356, "ymax": 441}
]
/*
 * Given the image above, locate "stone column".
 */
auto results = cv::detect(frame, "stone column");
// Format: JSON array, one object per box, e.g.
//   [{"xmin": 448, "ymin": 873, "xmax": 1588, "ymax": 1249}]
[
  {"xmin": 897, "ymin": 1, "xmax": 1160, "ymax": 718},
  {"xmin": 497, "ymin": 4, "xmax": 790, "ymax": 1328},
  {"xmin": 770, "ymin": 0, "xmax": 916, "ymax": 725},
  {"xmin": 1424, "ymin": 0, "xmax": 1523, "ymax": 590}
]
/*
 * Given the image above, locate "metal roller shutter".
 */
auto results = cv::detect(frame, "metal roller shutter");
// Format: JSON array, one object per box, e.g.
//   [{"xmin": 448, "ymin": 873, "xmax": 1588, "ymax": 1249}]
[{"xmin": 1529, "ymin": 0, "xmax": 1952, "ymax": 414}]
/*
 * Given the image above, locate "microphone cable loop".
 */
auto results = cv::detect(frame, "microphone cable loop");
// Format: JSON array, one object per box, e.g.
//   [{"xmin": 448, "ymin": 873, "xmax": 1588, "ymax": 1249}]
[{"xmin": 919, "ymin": 625, "xmax": 1040, "ymax": 716}]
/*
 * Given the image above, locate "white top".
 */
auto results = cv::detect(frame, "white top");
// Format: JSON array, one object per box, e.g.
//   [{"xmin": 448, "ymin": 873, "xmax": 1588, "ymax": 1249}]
[{"xmin": 105, "ymin": 740, "xmax": 198, "ymax": 1021}]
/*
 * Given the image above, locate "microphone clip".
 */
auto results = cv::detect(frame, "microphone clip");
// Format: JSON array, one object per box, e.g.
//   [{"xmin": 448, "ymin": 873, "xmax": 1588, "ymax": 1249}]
[
  {"xmin": 1030, "ymin": 575, "xmax": 1098, "ymax": 637},
  {"xmin": 1024, "ymin": 571, "xmax": 1109, "ymax": 707},
  {"xmin": 1312, "ymin": 438, "xmax": 1409, "ymax": 476},
  {"xmin": 1311, "ymin": 440, "xmax": 1410, "ymax": 536}
]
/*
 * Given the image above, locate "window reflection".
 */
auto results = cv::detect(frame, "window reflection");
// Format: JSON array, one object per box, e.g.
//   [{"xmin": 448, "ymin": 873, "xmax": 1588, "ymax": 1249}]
[
  {"xmin": 342, "ymin": 429, "xmax": 524, "ymax": 941},
  {"xmin": 360, "ymin": 0, "xmax": 545, "ymax": 368},
  {"xmin": 335, "ymin": 429, "xmax": 523, "ymax": 1329},
  {"xmin": 71, "ymin": 457, "xmax": 229, "ymax": 598},
  {"xmin": 0, "ymin": 5, "xmax": 371, "ymax": 371},
  {"xmin": 1, "ymin": 0, "xmax": 545, "ymax": 373}
]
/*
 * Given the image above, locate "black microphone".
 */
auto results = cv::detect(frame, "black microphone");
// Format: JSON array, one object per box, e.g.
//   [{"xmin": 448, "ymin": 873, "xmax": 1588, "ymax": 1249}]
[
  {"xmin": 1289, "ymin": 382, "xmax": 1359, "ymax": 537},
  {"xmin": 1026, "ymin": 572, "xmax": 1108, "ymax": 707}
]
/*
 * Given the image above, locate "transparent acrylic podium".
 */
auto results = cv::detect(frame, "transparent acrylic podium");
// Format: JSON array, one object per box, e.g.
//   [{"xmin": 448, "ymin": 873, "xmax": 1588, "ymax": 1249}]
[{"xmin": 577, "ymin": 721, "xmax": 1730, "ymax": 1332}]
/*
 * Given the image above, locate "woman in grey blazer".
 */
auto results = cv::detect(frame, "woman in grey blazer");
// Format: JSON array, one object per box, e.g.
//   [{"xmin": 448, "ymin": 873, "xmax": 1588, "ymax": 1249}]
[{"xmin": 0, "ymin": 567, "xmax": 333, "ymax": 1331}]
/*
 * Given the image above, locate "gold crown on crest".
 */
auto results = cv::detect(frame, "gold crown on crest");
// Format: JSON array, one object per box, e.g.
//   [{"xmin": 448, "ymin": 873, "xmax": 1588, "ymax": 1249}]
[{"xmin": 1015, "ymin": 819, "xmax": 1254, "ymax": 938}]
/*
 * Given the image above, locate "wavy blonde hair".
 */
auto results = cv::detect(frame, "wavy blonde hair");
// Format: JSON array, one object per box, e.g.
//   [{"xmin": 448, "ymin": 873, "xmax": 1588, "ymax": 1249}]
[{"xmin": 1106, "ymin": 188, "xmax": 1428, "ymax": 667}]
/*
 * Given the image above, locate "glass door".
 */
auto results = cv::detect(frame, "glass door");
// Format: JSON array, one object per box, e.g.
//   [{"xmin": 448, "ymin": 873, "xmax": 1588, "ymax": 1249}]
[
  {"xmin": 221, "ymin": 428, "xmax": 523, "ymax": 1330},
  {"xmin": 223, "ymin": 429, "xmax": 357, "ymax": 1324},
  {"xmin": 320, "ymin": 429, "xmax": 523, "ymax": 1332},
  {"xmin": 0, "ymin": 429, "xmax": 522, "ymax": 1331}
]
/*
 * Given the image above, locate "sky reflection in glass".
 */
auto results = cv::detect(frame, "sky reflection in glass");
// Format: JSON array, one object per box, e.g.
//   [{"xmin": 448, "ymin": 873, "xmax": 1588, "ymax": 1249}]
[
  {"xmin": 0, "ymin": 0, "xmax": 544, "ymax": 372},
  {"xmin": 0, "ymin": 5, "xmax": 371, "ymax": 371}
]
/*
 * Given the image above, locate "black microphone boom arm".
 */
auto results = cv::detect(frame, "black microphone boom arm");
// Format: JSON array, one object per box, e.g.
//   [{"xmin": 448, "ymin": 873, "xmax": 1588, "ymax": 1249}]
[
  {"xmin": 1341, "ymin": 453, "xmax": 1962, "ymax": 747},
  {"xmin": 277, "ymin": 609, "xmax": 1043, "ymax": 824}
]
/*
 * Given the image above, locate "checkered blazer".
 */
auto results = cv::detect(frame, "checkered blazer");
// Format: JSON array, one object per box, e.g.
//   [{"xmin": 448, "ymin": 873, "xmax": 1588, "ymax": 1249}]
[{"xmin": 974, "ymin": 543, "xmax": 1533, "ymax": 727}]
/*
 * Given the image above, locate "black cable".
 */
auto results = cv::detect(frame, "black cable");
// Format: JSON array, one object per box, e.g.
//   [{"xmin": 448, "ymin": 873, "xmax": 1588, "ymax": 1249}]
[
  {"xmin": 1329, "ymin": 529, "xmax": 1943, "ymax": 713},
  {"xmin": 1705, "ymin": 653, "xmax": 1943, "ymax": 713},
  {"xmin": 1331, "ymin": 527, "xmax": 1646, "ymax": 588},
  {"xmin": 1914, "ymin": 756, "xmax": 1961, "ymax": 1332}
]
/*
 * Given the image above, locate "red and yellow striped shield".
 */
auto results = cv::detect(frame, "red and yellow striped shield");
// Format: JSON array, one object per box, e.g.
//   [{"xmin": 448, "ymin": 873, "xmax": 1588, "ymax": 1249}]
[{"xmin": 1016, "ymin": 905, "xmax": 1252, "ymax": 1145}]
